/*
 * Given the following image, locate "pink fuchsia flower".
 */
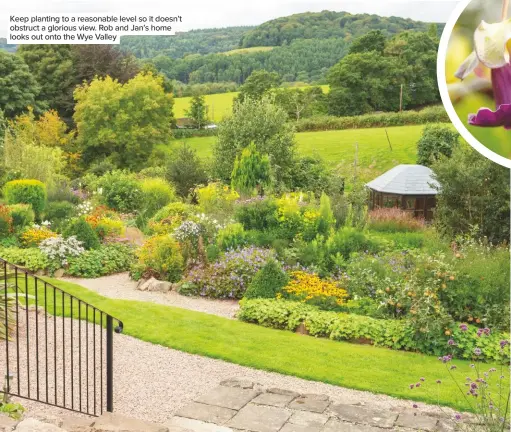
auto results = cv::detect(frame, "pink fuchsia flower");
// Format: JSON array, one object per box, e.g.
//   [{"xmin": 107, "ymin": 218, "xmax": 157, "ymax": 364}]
[{"xmin": 456, "ymin": 18, "xmax": 511, "ymax": 129}]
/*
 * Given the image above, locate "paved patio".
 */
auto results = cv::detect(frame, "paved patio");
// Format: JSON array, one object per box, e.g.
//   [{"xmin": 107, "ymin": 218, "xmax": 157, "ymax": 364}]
[{"xmin": 166, "ymin": 379, "xmax": 458, "ymax": 432}]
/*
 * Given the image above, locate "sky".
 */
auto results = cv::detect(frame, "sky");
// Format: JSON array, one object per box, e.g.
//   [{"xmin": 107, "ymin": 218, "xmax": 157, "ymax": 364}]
[{"xmin": 1, "ymin": 0, "xmax": 459, "ymax": 37}]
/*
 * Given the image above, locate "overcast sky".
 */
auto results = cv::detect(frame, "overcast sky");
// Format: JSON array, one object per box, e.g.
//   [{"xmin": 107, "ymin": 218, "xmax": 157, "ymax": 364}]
[{"xmin": 1, "ymin": 0, "xmax": 459, "ymax": 37}]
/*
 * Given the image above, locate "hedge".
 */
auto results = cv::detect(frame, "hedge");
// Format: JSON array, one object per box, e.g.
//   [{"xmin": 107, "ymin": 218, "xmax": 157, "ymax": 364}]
[
  {"xmin": 238, "ymin": 299, "xmax": 510, "ymax": 362},
  {"xmin": 3, "ymin": 179, "xmax": 47, "ymax": 219},
  {"xmin": 295, "ymin": 106, "xmax": 450, "ymax": 132}
]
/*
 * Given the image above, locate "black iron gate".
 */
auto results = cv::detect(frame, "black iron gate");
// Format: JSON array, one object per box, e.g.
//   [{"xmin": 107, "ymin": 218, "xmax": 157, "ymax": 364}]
[{"xmin": 1, "ymin": 258, "xmax": 123, "ymax": 416}]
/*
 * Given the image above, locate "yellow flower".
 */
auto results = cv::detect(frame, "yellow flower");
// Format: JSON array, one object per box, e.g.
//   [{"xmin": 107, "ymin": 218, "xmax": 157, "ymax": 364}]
[{"xmin": 283, "ymin": 271, "xmax": 348, "ymax": 306}]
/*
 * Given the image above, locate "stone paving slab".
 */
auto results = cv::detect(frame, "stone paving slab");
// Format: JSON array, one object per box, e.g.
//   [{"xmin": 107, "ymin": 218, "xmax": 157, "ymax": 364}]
[
  {"xmin": 252, "ymin": 392, "xmax": 296, "ymax": 408},
  {"xmin": 280, "ymin": 423, "xmax": 322, "ymax": 432},
  {"xmin": 329, "ymin": 403, "xmax": 397, "ymax": 428},
  {"xmin": 288, "ymin": 411, "xmax": 329, "ymax": 428},
  {"xmin": 288, "ymin": 394, "xmax": 330, "ymax": 413},
  {"xmin": 195, "ymin": 386, "xmax": 261, "ymax": 411},
  {"xmin": 168, "ymin": 417, "xmax": 233, "ymax": 432},
  {"xmin": 395, "ymin": 413, "xmax": 438, "ymax": 431},
  {"xmin": 227, "ymin": 404, "xmax": 291, "ymax": 432},
  {"xmin": 177, "ymin": 402, "xmax": 237, "ymax": 424},
  {"xmin": 322, "ymin": 418, "xmax": 384, "ymax": 432}
]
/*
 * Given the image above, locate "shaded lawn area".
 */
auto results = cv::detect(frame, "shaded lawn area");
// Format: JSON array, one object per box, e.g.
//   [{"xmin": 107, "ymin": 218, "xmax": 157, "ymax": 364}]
[{"xmin": 16, "ymin": 277, "xmax": 509, "ymax": 413}]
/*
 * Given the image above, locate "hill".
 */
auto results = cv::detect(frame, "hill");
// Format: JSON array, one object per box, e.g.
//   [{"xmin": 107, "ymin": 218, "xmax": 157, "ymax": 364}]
[
  {"xmin": 240, "ymin": 11, "xmax": 443, "ymax": 47},
  {"xmin": 120, "ymin": 26, "xmax": 253, "ymax": 59}
]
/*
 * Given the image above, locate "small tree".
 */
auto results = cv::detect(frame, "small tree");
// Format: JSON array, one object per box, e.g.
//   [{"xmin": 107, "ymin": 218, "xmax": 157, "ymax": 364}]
[
  {"xmin": 417, "ymin": 125, "xmax": 459, "ymax": 167},
  {"xmin": 237, "ymin": 70, "xmax": 281, "ymax": 103},
  {"xmin": 186, "ymin": 94, "xmax": 208, "ymax": 129},
  {"xmin": 231, "ymin": 142, "xmax": 271, "ymax": 196},
  {"xmin": 166, "ymin": 143, "xmax": 208, "ymax": 199},
  {"xmin": 244, "ymin": 259, "xmax": 289, "ymax": 299}
]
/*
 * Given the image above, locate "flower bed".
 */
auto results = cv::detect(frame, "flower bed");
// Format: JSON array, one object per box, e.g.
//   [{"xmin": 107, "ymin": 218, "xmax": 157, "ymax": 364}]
[{"xmin": 238, "ymin": 298, "xmax": 510, "ymax": 362}]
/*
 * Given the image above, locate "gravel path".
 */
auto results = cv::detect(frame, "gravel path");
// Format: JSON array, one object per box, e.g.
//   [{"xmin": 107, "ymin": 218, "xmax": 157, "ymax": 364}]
[
  {"xmin": 3, "ymin": 311, "xmax": 455, "ymax": 425},
  {"xmin": 61, "ymin": 273, "xmax": 240, "ymax": 319}
]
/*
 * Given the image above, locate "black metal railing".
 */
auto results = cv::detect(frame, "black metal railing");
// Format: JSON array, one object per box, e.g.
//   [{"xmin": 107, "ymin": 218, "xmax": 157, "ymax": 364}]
[{"xmin": 1, "ymin": 258, "xmax": 123, "ymax": 416}]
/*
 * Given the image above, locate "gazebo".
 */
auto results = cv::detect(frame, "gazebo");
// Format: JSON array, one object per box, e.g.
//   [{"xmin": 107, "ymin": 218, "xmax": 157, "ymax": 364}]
[{"xmin": 366, "ymin": 164, "xmax": 440, "ymax": 220}]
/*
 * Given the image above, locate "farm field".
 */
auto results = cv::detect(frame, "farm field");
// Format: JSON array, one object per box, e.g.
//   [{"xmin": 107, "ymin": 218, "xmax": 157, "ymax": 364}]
[
  {"xmin": 222, "ymin": 46, "xmax": 275, "ymax": 55},
  {"xmin": 173, "ymin": 85, "xmax": 330, "ymax": 122},
  {"xmin": 164, "ymin": 124, "xmax": 434, "ymax": 180}
]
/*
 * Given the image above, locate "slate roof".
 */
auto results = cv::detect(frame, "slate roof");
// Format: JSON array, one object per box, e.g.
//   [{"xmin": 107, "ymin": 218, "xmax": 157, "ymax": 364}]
[{"xmin": 366, "ymin": 164, "xmax": 440, "ymax": 195}]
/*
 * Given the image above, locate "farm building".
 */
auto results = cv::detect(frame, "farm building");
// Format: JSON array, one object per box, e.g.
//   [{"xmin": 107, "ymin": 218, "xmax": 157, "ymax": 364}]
[{"xmin": 366, "ymin": 164, "xmax": 439, "ymax": 220}]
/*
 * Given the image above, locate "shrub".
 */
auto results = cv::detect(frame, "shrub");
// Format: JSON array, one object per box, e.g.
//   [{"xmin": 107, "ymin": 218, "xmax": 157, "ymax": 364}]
[
  {"xmin": 43, "ymin": 201, "xmax": 75, "ymax": 231},
  {"xmin": 231, "ymin": 142, "xmax": 271, "ymax": 197},
  {"xmin": 234, "ymin": 197, "xmax": 279, "ymax": 231},
  {"xmin": 0, "ymin": 206, "xmax": 13, "ymax": 236},
  {"xmin": 0, "ymin": 247, "xmax": 49, "ymax": 272},
  {"xmin": 216, "ymin": 223, "xmax": 248, "ymax": 251},
  {"xmin": 238, "ymin": 299, "xmax": 509, "ymax": 361},
  {"xmin": 3, "ymin": 179, "xmax": 47, "ymax": 219},
  {"xmin": 368, "ymin": 208, "xmax": 425, "ymax": 233},
  {"xmin": 7, "ymin": 204, "xmax": 34, "ymax": 232},
  {"xmin": 244, "ymin": 259, "xmax": 288, "ymax": 300},
  {"xmin": 148, "ymin": 202, "xmax": 195, "ymax": 234},
  {"xmin": 196, "ymin": 183, "xmax": 239, "ymax": 221},
  {"xmin": 417, "ymin": 124, "xmax": 459, "ymax": 167},
  {"xmin": 95, "ymin": 171, "xmax": 143, "ymax": 213},
  {"xmin": 140, "ymin": 178, "xmax": 176, "ymax": 219},
  {"xmin": 64, "ymin": 218, "xmax": 100, "ymax": 250},
  {"xmin": 84, "ymin": 206, "xmax": 124, "ymax": 241},
  {"xmin": 131, "ymin": 235, "xmax": 183, "ymax": 282},
  {"xmin": 21, "ymin": 224, "xmax": 57, "ymax": 247},
  {"xmin": 39, "ymin": 235, "xmax": 85, "ymax": 271},
  {"xmin": 67, "ymin": 244, "xmax": 135, "ymax": 278},
  {"xmin": 184, "ymin": 246, "xmax": 275, "ymax": 298},
  {"xmin": 282, "ymin": 271, "xmax": 348, "ymax": 310}
]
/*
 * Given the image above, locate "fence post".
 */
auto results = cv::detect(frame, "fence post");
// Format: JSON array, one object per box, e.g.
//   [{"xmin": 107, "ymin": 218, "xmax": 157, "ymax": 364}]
[{"xmin": 106, "ymin": 315, "xmax": 113, "ymax": 412}]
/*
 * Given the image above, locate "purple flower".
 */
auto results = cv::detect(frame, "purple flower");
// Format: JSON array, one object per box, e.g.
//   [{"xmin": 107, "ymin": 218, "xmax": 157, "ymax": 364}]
[
  {"xmin": 454, "ymin": 413, "xmax": 462, "ymax": 421},
  {"xmin": 412, "ymin": 404, "xmax": 418, "ymax": 409},
  {"xmin": 415, "ymin": 383, "xmax": 421, "ymax": 388},
  {"xmin": 409, "ymin": 384, "xmax": 414, "ymax": 389},
  {"xmin": 500, "ymin": 340, "xmax": 509, "ymax": 349},
  {"xmin": 456, "ymin": 21, "xmax": 511, "ymax": 129},
  {"xmin": 473, "ymin": 348, "xmax": 482, "ymax": 356},
  {"xmin": 448, "ymin": 339, "xmax": 456, "ymax": 346},
  {"xmin": 459, "ymin": 324, "xmax": 468, "ymax": 332},
  {"xmin": 420, "ymin": 377, "xmax": 425, "ymax": 382},
  {"xmin": 450, "ymin": 365, "xmax": 457, "ymax": 370},
  {"xmin": 436, "ymin": 380, "xmax": 442, "ymax": 384}
]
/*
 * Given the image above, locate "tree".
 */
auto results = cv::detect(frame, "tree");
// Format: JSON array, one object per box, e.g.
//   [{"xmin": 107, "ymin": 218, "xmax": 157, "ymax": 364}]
[
  {"xmin": 185, "ymin": 94, "xmax": 208, "ymax": 128},
  {"xmin": 432, "ymin": 145, "xmax": 510, "ymax": 244},
  {"xmin": 231, "ymin": 142, "xmax": 271, "ymax": 196},
  {"xmin": 327, "ymin": 53, "xmax": 406, "ymax": 116},
  {"xmin": 17, "ymin": 45, "xmax": 75, "ymax": 120},
  {"xmin": 417, "ymin": 125, "xmax": 459, "ymax": 166},
  {"xmin": 214, "ymin": 97, "xmax": 295, "ymax": 188},
  {"xmin": 237, "ymin": 70, "xmax": 281, "ymax": 102},
  {"xmin": 165, "ymin": 143, "xmax": 208, "ymax": 198},
  {"xmin": 73, "ymin": 73, "xmax": 174, "ymax": 170},
  {"xmin": 274, "ymin": 87, "xmax": 325, "ymax": 120},
  {"xmin": 0, "ymin": 51, "xmax": 41, "ymax": 118},
  {"xmin": 348, "ymin": 30, "xmax": 386, "ymax": 55},
  {"xmin": 71, "ymin": 45, "xmax": 140, "ymax": 84}
]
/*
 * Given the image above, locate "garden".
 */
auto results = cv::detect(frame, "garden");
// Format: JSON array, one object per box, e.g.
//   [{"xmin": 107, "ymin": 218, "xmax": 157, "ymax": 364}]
[{"xmin": 0, "ymin": 44, "xmax": 510, "ymax": 424}]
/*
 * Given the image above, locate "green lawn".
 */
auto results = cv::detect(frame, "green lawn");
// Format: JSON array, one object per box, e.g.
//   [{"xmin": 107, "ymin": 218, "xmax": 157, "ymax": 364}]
[
  {"xmin": 164, "ymin": 124, "xmax": 431, "ymax": 181},
  {"xmin": 18, "ymin": 276, "xmax": 508, "ymax": 413}
]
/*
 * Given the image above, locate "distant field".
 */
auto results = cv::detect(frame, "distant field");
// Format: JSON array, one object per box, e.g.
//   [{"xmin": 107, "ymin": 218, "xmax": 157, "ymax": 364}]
[
  {"xmin": 174, "ymin": 92, "xmax": 239, "ymax": 122},
  {"xmin": 223, "ymin": 46, "xmax": 274, "ymax": 55},
  {"xmin": 174, "ymin": 85, "xmax": 330, "ymax": 122},
  {"xmin": 164, "ymin": 124, "xmax": 430, "ymax": 181}
]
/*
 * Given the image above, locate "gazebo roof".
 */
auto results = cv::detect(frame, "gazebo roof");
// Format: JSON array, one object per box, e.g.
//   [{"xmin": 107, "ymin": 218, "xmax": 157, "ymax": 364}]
[{"xmin": 366, "ymin": 164, "xmax": 440, "ymax": 195}]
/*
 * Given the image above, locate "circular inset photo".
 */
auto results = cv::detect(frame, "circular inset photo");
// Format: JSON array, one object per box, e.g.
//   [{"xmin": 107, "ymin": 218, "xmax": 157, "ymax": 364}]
[{"xmin": 438, "ymin": 0, "xmax": 511, "ymax": 167}]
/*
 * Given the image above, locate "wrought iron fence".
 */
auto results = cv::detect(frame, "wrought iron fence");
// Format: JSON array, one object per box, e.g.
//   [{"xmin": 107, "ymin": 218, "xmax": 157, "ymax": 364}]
[{"xmin": 1, "ymin": 258, "xmax": 123, "ymax": 416}]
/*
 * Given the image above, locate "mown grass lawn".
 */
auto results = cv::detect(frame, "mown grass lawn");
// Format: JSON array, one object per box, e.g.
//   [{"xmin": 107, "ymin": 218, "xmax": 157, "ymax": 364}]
[
  {"xmin": 163, "ymin": 124, "xmax": 434, "ymax": 181},
  {"xmin": 20, "ymin": 277, "xmax": 509, "ymax": 413}
]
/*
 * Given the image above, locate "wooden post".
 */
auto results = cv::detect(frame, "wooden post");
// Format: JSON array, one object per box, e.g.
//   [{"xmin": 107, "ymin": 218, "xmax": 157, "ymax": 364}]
[
  {"xmin": 399, "ymin": 84, "xmax": 403, "ymax": 113},
  {"xmin": 354, "ymin": 142, "xmax": 358, "ymax": 181}
]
